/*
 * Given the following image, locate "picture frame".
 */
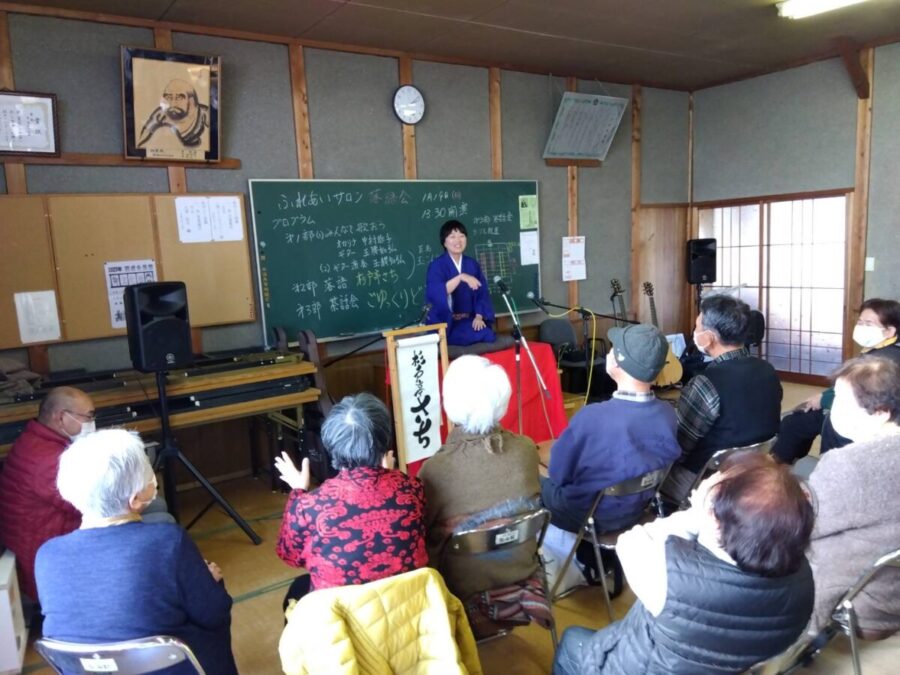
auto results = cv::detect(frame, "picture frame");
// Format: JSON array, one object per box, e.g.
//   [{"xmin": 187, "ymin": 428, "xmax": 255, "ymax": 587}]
[
  {"xmin": 0, "ymin": 90, "xmax": 61, "ymax": 157},
  {"xmin": 121, "ymin": 46, "xmax": 221, "ymax": 163}
]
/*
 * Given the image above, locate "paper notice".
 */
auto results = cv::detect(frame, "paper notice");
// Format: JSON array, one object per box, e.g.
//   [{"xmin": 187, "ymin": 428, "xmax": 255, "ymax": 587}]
[
  {"xmin": 176, "ymin": 196, "xmax": 213, "ymax": 243},
  {"xmin": 104, "ymin": 259, "xmax": 158, "ymax": 329},
  {"xmin": 209, "ymin": 196, "xmax": 244, "ymax": 241},
  {"xmin": 518, "ymin": 195, "xmax": 539, "ymax": 230},
  {"xmin": 14, "ymin": 290, "xmax": 61, "ymax": 344},
  {"xmin": 562, "ymin": 236, "xmax": 586, "ymax": 281},
  {"xmin": 519, "ymin": 231, "xmax": 540, "ymax": 265}
]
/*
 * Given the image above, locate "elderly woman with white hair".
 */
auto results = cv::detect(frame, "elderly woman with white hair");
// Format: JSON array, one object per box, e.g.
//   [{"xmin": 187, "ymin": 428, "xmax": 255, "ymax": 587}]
[
  {"xmin": 275, "ymin": 392, "xmax": 428, "ymax": 607},
  {"xmin": 34, "ymin": 429, "xmax": 237, "ymax": 675},
  {"xmin": 418, "ymin": 355, "xmax": 541, "ymax": 611}
]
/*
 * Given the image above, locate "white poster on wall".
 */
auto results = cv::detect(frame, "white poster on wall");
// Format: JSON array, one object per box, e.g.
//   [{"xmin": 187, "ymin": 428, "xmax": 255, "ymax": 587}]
[
  {"xmin": 14, "ymin": 290, "xmax": 61, "ymax": 344},
  {"xmin": 562, "ymin": 236, "xmax": 586, "ymax": 281},
  {"xmin": 104, "ymin": 259, "xmax": 158, "ymax": 329},
  {"xmin": 396, "ymin": 333, "xmax": 442, "ymax": 465}
]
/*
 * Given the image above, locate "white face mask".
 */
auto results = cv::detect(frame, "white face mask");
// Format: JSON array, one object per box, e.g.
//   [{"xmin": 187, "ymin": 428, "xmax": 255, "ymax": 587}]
[
  {"xmin": 693, "ymin": 330, "xmax": 710, "ymax": 355},
  {"xmin": 68, "ymin": 420, "xmax": 95, "ymax": 440},
  {"xmin": 829, "ymin": 378, "xmax": 883, "ymax": 442},
  {"xmin": 852, "ymin": 324, "xmax": 885, "ymax": 349}
]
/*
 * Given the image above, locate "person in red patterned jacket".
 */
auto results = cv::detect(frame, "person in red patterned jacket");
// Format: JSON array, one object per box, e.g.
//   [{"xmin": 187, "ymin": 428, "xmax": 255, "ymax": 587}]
[
  {"xmin": 274, "ymin": 393, "xmax": 428, "ymax": 609},
  {"xmin": 0, "ymin": 387, "xmax": 94, "ymax": 602}
]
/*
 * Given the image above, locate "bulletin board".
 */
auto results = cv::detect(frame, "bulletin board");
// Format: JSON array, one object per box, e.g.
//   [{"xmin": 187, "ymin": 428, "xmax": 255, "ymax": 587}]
[
  {"xmin": 49, "ymin": 195, "xmax": 158, "ymax": 341},
  {"xmin": 154, "ymin": 195, "xmax": 255, "ymax": 327},
  {"xmin": 0, "ymin": 197, "xmax": 59, "ymax": 349},
  {"xmin": 0, "ymin": 193, "xmax": 256, "ymax": 349}
]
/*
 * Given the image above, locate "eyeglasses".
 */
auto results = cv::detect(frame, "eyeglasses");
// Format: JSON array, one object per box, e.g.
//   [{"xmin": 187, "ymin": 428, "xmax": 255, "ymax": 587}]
[{"xmin": 64, "ymin": 409, "xmax": 96, "ymax": 422}]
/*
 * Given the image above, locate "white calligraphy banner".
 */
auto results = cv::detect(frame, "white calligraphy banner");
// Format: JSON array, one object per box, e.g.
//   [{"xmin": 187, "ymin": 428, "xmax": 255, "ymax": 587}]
[{"xmin": 396, "ymin": 333, "xmax": 442, "ymax": 465}]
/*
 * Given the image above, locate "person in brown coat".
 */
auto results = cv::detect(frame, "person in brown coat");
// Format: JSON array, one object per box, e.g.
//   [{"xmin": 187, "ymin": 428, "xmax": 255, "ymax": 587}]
[{"xmin": 418, "ymin": 354, "xmax": 541, "ymax": 601}]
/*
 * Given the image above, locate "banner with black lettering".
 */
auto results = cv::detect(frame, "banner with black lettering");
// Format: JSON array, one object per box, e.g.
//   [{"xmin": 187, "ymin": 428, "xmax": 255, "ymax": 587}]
[{"xmin": 396, "ymin": 333, "xmax": 442, "ymax": 464}]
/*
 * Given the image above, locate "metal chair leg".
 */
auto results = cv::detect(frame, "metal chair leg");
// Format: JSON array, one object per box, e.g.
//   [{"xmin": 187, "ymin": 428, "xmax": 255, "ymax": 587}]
[
  {"xmin": 538, "ymin": 550, "xmax": 558, "ymax": 651},
  {"xmin": 588, "ymin": 515, "xmax": 614, "ymax": 622},
  {"xmin": 845, "ymin": 603, "xmax": 862, "ymax": 675},
  {"xmin": 549, "ymin": 526, "xmax": 587, "ymax": 600}
]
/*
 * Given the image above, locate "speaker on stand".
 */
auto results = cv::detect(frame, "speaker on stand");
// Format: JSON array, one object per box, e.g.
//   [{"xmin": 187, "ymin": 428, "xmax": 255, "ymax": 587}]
[
  {"xmin": 686, "ymin": 238, "xmax": 717, "ymax": 310},
  {"xmin": 124, "ymin": 281, "xmax": 261, "ymax": 545}
]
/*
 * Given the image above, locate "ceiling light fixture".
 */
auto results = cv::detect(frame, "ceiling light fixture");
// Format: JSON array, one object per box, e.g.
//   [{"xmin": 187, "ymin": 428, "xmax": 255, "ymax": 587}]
[{"xmin": 776, "ymin": 0, "xmax": 871, "ymax": 19}]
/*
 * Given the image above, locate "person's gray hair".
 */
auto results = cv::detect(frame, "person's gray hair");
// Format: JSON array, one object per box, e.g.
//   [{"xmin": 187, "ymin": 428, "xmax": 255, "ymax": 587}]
[
  {"xmin": 442, "ymin": 355, "xmax": 511, "ymax": 435},
  {"xmin": 57, "ymin": 429, "xmax": 153, "ymax": 519},
  {"xmin": 700, "ymin": 295, "xmax": 750, "ymax": 346},
  {"xmin": 322, "ymin": 393, "xmax": 392, "ymax": 470}
]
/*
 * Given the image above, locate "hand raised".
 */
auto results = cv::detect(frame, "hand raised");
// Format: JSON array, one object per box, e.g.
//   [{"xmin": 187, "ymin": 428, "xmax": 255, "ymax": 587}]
[{"xmin": 275, "ymin": 452, "xmax": 311, "ymax": 491}]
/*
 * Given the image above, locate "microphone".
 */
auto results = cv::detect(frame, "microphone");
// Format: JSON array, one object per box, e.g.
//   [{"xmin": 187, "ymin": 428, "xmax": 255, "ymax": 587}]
[
  {"xmin": 493, "ymin": 276, "xmax": 510, "ymax": 294},
  {"xmin": 526, "ymin": 291, "xmax": 549, "ymax": 314},
  {"xmin": 418, "ymin": 303, "xmax": 432, "ymax": 324}
]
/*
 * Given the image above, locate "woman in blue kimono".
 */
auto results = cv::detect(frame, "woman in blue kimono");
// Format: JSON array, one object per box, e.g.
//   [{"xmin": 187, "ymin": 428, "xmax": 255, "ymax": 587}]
[{"xmin": 426, "ymin": 220, "xmax": 496, "ymax": 346}]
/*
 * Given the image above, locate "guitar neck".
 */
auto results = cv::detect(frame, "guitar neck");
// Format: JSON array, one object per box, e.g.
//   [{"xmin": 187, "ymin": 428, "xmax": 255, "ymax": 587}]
[{"xmin": 648, "ymin": 296, "xmax": 659, "ymax": 329}]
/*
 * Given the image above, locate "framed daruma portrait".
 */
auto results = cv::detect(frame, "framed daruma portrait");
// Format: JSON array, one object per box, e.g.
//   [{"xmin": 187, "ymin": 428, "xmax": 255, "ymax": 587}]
[{"xmin": 121, "ymin": 46, "xmax": 221, "ymax": 162}]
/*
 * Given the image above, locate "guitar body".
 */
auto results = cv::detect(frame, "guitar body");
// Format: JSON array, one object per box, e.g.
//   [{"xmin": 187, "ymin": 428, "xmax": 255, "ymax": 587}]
[{"xmin": 641, "ymin": 282, "xmax": 684, "ymax": 388}]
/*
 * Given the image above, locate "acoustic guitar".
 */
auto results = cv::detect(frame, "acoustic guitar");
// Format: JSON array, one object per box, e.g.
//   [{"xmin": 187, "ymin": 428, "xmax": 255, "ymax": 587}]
[
  {"xmin": 641, "ymin": 282, "xmax": 683, "ymax": 387},
  {"xmin": 609, "ymin": 279, "xmax": 627, "ymax": 327}
]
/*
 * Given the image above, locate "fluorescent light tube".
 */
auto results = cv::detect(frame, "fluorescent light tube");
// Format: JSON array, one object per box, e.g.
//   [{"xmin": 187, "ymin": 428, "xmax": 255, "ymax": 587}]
[{"xmin": 776, "ymin": 0, "xmax": 870, "ymax": 19}]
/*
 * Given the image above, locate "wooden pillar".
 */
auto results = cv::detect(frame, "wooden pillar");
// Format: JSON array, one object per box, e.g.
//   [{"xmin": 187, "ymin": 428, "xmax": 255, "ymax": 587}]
[
  {"xmin": 630, "ymin": 84, "xmax": 642, "ymax": 318},
  {"xmin": 289, "ymin": 43, "xmax": 314, "ymax": 179},
  {"xmin": 489, "ymin": 67, "xmax": 502, "ymax": 180},
  {"xmin": 566, "ymin": 77, "xmax": 578, "ymax": 310},
  {"xmin": 398, "ymin": 57, "xmax": 417, "ymax": 179},
  {"xmin": 844, "ymin": 47, "xmax": 874, "ymax": 359}
]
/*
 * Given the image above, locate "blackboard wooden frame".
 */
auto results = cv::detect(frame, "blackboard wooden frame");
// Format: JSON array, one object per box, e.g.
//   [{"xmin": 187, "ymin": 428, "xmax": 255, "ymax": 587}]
[{"xmin": 249, "ymin": 179, "xmax": 542, "ymax": 346}]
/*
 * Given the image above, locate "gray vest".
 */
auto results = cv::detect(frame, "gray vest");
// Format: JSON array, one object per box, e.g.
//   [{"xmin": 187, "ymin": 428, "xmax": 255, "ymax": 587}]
[{"xmin": 582, "ymin": 537, "xmax": 813, "ymax": 674}]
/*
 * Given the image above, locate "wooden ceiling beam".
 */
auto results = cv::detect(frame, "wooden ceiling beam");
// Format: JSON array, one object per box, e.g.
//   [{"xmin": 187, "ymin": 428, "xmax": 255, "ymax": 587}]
[{"xmin": 835, "ymin": 36, "xmax": 870, "ymax": 99}]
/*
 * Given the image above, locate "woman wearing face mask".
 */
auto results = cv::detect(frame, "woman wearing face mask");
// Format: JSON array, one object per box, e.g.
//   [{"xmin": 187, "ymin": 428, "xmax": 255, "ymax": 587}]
[
  {"xmin": 803, "ymin": 356, "xmax": 900, "ymax": 640},
  {"xmin": 424, "ymin": 219, "xmax": 497, "ymax": 346},
  {"xmin": 35, "ymin": 429, "xmax": 239, "ymax": 675},
  {"xmin": 772, "ymin": 298, "xmax": 900, "ymax": 464}
]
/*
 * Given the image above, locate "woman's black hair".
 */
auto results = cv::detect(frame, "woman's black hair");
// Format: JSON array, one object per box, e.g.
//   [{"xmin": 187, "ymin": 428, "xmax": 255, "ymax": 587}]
[{"xmin": 439, "ymin": 219, "xmax": 467, "ymax": 248}]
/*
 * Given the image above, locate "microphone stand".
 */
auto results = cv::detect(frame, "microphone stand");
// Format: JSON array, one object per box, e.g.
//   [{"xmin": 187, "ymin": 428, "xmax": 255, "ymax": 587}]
[{"xmin": 499, "ymin": 289, "xmax": 551, "ymax": 435}]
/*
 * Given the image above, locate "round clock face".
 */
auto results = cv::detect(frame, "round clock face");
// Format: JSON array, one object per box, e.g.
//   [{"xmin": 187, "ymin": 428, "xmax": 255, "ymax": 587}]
[{"xmin": 393, "ymin": 85, "xmax": 425, "ymax": 125}]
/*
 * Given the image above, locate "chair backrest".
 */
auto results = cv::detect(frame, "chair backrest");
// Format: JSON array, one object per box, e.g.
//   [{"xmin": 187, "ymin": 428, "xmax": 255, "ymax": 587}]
[
  {"xmin": 745, "ymin": 310, "xmax": 766, "ymax": 347},
  {"xmin": 448, "ymin": 508, "xmax": 551, "ymax": 556},
  {"xmin": 539, "ymin": 319, "xmax": 577, "ymax": 351},
  {"xmin": 835, "ymin": 547, "xmax": 900, "ymax": 620},
  {"xmin": 35, "ymin": 636, "xmax": 205, "ymax": 675},
  {"xmin": 602, "ymin": 466, "xmax": 670, "ymax": 497},
  {"xmin": 681, "ymin": 436, "xmax": 776, "ymax": 507}
]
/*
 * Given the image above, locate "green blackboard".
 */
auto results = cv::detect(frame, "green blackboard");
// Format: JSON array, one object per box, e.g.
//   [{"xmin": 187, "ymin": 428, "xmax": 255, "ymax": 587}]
[{"xmin": 249, "ymin": 180, "xmax": 541, "ymax": 342}]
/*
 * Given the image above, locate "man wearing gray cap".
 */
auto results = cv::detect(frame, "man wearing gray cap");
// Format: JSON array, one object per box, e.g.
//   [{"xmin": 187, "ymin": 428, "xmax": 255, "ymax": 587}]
[{"xmin": 541, "ymin": 324, "xmax": 682, "ymax": 534}]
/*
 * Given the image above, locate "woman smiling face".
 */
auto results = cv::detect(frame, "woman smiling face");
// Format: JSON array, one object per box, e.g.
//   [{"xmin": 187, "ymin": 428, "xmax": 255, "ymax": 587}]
[{"xmin": 443, "ymin": 228, "xmax": 467, "ymax": 258}]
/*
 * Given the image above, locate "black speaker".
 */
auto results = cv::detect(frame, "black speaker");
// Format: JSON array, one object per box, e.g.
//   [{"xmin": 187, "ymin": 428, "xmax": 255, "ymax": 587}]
[
  {"xmin": 124, "ymin": 282, "xmax": 194, "ymax": 373},
  {"xmin": 687, "ymin": 238, "xmax": 717, "ymax": 284}
]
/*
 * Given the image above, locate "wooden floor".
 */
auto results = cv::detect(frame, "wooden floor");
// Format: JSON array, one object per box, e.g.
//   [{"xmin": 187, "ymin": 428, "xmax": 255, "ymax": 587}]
[{"xmin": 20, "ymin": 381, "xmax": 900, "ymax": 674}]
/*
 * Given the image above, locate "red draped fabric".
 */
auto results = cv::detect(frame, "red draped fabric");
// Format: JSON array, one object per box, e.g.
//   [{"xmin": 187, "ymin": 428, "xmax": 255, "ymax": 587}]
[
  {"xmin": 400, "ymin": 341, "xmax": 568, "ymax": 478},
  {"xmin": 483, "ymin": 342, "xmax": 568, "ymax": 444}
]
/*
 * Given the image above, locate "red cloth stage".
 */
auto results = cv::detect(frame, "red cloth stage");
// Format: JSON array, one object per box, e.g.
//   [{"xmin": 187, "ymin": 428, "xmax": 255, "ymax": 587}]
[{"xmin": 483, "ymin": 342, "xmax": 568, "ymax": 444}]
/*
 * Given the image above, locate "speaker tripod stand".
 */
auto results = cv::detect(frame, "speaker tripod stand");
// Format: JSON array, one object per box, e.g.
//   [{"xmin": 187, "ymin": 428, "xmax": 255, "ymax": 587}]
[{"xmin": 152, "ymin": 370, "xmax": 262, "ymax": 545}]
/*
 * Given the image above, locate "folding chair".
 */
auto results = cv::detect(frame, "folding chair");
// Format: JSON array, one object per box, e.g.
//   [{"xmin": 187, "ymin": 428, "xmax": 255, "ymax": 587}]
[
  {"xmin": 447, "ymin": 507, "xmax": 558, "ymax": 650},
  {"xmin": 35, "ymin": 635, "xmax": 205, "ymax": 675},
  {"xmin": 762, "ymin": 547, "xmax": 900, "ymax": 675},
  {"xmin": 674, "ymin": 435, "xmax": 777, "ymax": 510},
  {"xmin": 831, "ymin": 547, "xmax": 900, "ymax": 675},
  {"xmin": 548, "ymin": 465, "xmax": 671, "ymax": 621}
]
